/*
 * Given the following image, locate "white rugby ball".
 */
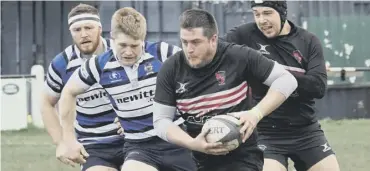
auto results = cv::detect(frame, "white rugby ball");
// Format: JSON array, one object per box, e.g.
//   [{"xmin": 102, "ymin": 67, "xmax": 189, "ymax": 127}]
[{"xmin": 202, "ymin": 115, "xmax": 242, "ymax": 151}]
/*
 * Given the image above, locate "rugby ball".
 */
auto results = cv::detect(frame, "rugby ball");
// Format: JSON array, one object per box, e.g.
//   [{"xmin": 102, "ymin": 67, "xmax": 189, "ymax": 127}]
[{"xmin": 202, "ymin": 115, "xmax": 242, "ymax": 151}]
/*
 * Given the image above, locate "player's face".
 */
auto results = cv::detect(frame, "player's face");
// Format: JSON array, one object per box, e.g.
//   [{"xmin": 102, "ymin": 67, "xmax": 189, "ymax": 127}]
[
  {"xmin": 180, "ymin": 28, "xmax": 217, "ymax": 69},
  {"xmin": 70, "ymin": 23, "xmax": 102, "ymax": 55},
  {"xmin": 253, "ymin": 7, "xmax": 281, "ymax": 38},
  {"xmin": 112, "ymin": 32, "xmax": 144, "ymax": 67}
]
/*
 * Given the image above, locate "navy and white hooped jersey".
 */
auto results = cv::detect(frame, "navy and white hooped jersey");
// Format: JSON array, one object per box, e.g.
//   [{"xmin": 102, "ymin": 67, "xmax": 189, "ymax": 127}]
[
  {"xmin": 71, "ymin": 41, "xmax": 184, "ymax": 142},
  {"xmin": 44, "ymin": 38, "xmax": 124, "ymax": 146}
]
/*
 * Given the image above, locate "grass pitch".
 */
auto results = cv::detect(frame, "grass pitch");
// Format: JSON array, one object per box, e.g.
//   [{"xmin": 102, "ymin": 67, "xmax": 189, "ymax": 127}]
[{"xmin": 2, "ymin": 119, "xmax": 370, "ymax": 171}]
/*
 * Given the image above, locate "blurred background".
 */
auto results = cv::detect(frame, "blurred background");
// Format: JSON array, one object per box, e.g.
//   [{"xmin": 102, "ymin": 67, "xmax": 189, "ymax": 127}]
[{"xmin": 1, "ymin": 1, "xmax": 370, "ymax": 171}]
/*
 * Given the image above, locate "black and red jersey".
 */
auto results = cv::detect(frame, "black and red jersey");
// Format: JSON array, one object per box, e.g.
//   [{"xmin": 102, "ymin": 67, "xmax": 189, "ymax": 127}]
[
  {"xmin": 154, "ymin": 41, "xmax": 274, "ymax": 137},
  {"xmin": 222, "ymin": 21, "xmax": 327, "ymax": 132}
]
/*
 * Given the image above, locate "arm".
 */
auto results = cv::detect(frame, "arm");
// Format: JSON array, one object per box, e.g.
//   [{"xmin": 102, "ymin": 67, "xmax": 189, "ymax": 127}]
[
  {"xmin": 40, "ymin": 58, "xmax": 66, "ymax": 145},
  {"xmin": 153, "ymin": 58, "xmax": 225, "ymax": 154},
  {"xmin": 290, "ymin": 35, "xmax": 327, "ymax": 99},
  {"xmin": 153, "ymin": 102, "xmax": 195, "ymax": 150},
  {"xmin": 152, "ymin": 58, "xmax": 194, "ymax": 148},
  {"xmin": 244, "ymin": 47, "xmax": 298, "ymax": 118},
  {"xmin": 59, "ymin": 59, "xmax": 98, "ymax": 141},
  {"xmin": 40, "ymin": 92, "xmax": 62, "ymax": 145}
]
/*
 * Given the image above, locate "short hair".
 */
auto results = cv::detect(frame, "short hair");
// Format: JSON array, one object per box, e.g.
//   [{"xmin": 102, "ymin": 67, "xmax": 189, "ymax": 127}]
[
  {"xmin": 179, "ymin": 9, "xmax": 218, "ymax": 39},
  {"xmin": 111, "ymin": 7, "xmax": 147, "ymax": 40},
  {"xmin": 68, "ymin": 3, "xmax": 99, "ymax": 19}
]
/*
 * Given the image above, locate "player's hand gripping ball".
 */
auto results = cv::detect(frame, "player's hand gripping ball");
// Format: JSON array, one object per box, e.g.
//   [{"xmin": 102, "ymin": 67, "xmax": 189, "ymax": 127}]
[{"xmin": 202, "ymin": 115, "xmax": 242, "ymax": 151}]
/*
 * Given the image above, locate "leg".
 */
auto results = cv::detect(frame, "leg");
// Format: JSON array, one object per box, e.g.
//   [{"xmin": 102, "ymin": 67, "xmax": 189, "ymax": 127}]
[
  {"xmin": 263, "ymin": 155, "xmax": 287, "ymax": 171},
  {"xmin": 122, "ymin": 141, "xmax": 161, "ymax": 171},
  {"xmin": 258, "ymin": 136, "xmax": 288, "ymax": 171},
  {"xmin": 290, "ymin": 125, "xmax": 339, "ymax": 171},
  {"xmin": 291, "ymin": 140, "xmax": 339, "ymax": 171},
  {"xmin": 199, "ymin": 142, "xmax": 264, "ymax": 171},
  {"xmin": 121, "ymin": 160, "xmax": 158, "ymax": 171},
  {"xmin": 307, "ymin": 154, "xmax": 340, "ymax": 171},
  {"xmin": 82, "ymin": 146, "xmax": 123, "ymax": 171},
  {"xmin": 86, "ymin": 166, "xmax": 118, "ymax": 171},
  {"xmin": 162, "ymin": 146, "xmax": 197, "ymax": 171}
]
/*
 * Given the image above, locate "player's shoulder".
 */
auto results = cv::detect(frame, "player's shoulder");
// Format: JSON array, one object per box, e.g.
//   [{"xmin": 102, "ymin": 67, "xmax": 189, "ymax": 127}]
[
  {"xmin": 49, "ymin": 44, "xmax": 77, "ymax": 70},
  {"xmin": 292, "ymin": 25, "xmax": 322, "ymax": 51},
  {"xmin": 236, "ymin": 22, "xmax": 259, "ymax": 32},
  {"xmin": 222, "ymin": 41, "xmax": 255, "ymax": 58},
  {"xmin": 93, "ymin": 49, "xmax": 114, "ymax": 69},
  {"xmin": 145, "ymin": 41, "xmax": 180, "ymax": 58},
  {"xmin": 294, "ymin": 23, "xmax": 319, "ymax": 43},
  {"xmin": 234, "ymin": 22, "xmax": 260, "ymax": 36},
  {"xmin": 160, "ymin": 49, "xmax": 182, "ymax": 70}
]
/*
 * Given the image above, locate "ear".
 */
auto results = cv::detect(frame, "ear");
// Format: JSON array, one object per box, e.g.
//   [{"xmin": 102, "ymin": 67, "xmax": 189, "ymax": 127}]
[
  {"xmin": 211, "ymin": 34, "xmax": 218, "ymax": 47},
  {"xmin": 98, "ymin": 26, "xmax": 102, "ymax": 35},
  {"xmin": 110, "ymin": 31, "xmax": 114, "ymax": 40}
]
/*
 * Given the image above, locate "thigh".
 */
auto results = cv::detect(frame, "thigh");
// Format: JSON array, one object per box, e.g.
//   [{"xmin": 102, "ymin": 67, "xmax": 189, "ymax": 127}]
[
  {"xmin": 86, "ymin": 166, "xmax": 118, "ymax": 171},
  {"xmin": 121, "ymin": 160, "xmax": 158, "ymax": 171},
  {"xmin": 123, "ymin": 142, "xmax": 161, "ymax": 170},
  {"xmin": 291, "ymin": 134, "xmax": 337, "ymax": 171},
  {"xmin": 82, "ymin": 146, "xmax": 123, "ymax": 171},
  {"xmin": 263, "ymin": 158, "xmax": 287, "ymax": 171},
  {"xmin": 307, "ymin": 154, "xmax": 340, "ymax": 171},
  {"xmin": 258, "ymin": 136, "xmax": 289, "ymax": 169},
  {"xmin": 161, "ymin": 147, "xmax": 197, "ymax": 171}
]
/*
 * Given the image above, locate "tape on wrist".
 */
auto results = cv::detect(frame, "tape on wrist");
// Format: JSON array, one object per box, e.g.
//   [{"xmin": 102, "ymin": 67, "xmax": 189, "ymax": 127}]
[{"xmin": 250, "ymin": 107, "xmax": 264, "ymax": 120}]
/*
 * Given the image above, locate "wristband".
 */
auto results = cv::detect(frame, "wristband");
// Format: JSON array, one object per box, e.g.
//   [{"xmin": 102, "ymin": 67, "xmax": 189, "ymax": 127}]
[{"xmin": 250, "ymin": 107, "xmax": 264, "ymax": 121}]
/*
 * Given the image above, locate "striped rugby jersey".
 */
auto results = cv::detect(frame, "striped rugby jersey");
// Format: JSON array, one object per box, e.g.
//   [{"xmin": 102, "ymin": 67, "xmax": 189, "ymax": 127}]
[
  {"xmin": 71, "ymin": 41, "xmax": 184, "ymax": 142},
  {"xmin": 44, "ymin": 38, "xmax": 124, "ymax": 146}
]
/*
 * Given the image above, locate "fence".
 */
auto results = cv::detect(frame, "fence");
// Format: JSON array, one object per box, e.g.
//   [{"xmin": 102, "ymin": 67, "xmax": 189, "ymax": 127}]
[{"xmin": 1, "ymin": 1, "xmax": 370, "ymax": 122}]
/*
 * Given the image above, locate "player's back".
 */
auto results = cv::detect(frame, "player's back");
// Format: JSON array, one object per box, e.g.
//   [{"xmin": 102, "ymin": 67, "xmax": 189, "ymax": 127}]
[
  {"xmin": 83, "ymin": 41, "xmax": 183, "ymax": 142},
  {"xmin": 45, "ymin": 38, "xmax": 124, "ymax": 146}
]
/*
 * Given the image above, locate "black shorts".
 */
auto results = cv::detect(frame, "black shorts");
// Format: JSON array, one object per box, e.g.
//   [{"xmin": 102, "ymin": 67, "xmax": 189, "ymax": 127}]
[
  {"xmin": 193, "ymin": 131, "xmax": 264, "ymax": 171},
  {"xmin": 258, "ymin": 122, "xmax": 335, "ymax": 171},
  {"xmin": 123, "ymin": 137, "xmax": 197, "ymax": 171},
  {"xmin": 82, "ymin": 144, "xmax": 125, "ymax": 171}
]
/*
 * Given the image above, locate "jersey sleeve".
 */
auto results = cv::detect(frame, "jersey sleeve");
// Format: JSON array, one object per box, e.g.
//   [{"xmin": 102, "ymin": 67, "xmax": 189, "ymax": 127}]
[
  {"xmin": 241, "ymin": 46, "xmax": 275, "ymax": 82},
  {"xmin": 44, "ymin": 53, "xmax": 67, "ymax": 98},
  {"xmin": 154, "ymin": 57, "xmax": 177, "ymax": 106},
  {"xmin": 158, "ymin": 42, "xmax": 182, "ymax": 62},
  {"xmin": 290, "ymin": 34, "xmax": 327, "ymax": 98},
  {"xmin": 74, "ymin": 57, "xmax": 101, "ymax": 88}
]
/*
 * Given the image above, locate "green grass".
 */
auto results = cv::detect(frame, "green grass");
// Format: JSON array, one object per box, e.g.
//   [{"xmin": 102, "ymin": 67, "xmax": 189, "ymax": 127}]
[{"xmin": 2, "ymin": 119, "xmax": 370, "ymax": 171}]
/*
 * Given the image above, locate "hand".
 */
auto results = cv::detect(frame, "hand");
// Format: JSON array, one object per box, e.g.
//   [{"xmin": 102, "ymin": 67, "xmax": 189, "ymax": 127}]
[
  {"xmin": 62, "ymin": 140, "xmax": 89, "ymax": 165},
  {"xmin": 228, "ymin": 109, "xmax": 263, "ymax": 143},
  {"xmin": 56, "ymin": 142, "xmax": 76, "ymax": 167},
  {"xmin": 188, "ymin": 128, "xmax": 230, "ymax": 155},
  {"xmin": 114, "ymin": 117, "xmax": 124, "ymax": 135}
]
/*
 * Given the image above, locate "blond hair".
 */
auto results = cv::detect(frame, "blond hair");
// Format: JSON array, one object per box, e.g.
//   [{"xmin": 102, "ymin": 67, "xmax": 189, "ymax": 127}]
[{"xmin": 111, "ymin": 7, "xmax": 147, "ymax": 40}]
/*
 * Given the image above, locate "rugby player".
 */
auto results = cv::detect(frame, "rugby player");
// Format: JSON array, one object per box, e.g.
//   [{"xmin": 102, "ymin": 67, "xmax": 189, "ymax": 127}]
[
  {"xmin": 58, "ymin": 7, "xmax": 196, "ymax": 171},
  {"xmin": 153, "ymin": 9, "xmax": 298, "ymax": 171},
  {"xmin": 40, "ymin": 4, "xmax": 125, "ymax": 171},
  {"xmin": 222, "ymin": 1, "xmax": 340, "ymax": 171}
]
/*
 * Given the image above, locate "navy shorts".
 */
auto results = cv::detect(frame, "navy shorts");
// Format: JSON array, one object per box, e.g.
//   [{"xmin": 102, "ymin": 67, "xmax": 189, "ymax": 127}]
[
  {"xmin": 123, "ymin": 137, "xmax": 197, "ymax": 171},
  {"xmin": 193, "ymin": 130, "xmax": 264, "ymax": 171},
  {"xmin": 81, "ymin": 144, "xmax": 125, "ymax": 171},
  {"xmin": 258, "ymin": 122, "xmax": 335, "ymax": 171}
]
